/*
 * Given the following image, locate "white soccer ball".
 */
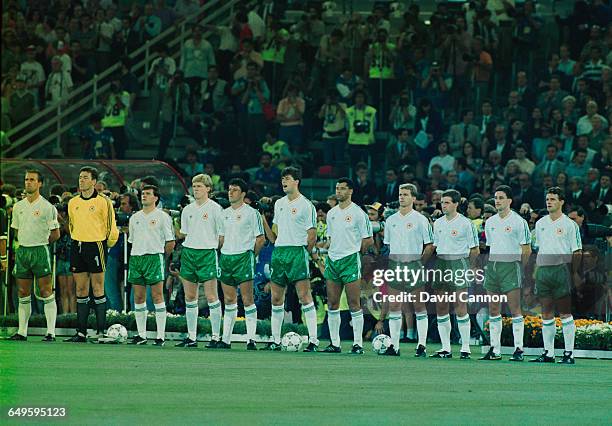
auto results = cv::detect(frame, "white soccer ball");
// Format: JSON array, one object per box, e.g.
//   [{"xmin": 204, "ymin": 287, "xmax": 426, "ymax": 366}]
[
  {"xmin": 107, "ymin": 324, "xmax": 128, "ymax": 343},
  {"xmin": 281, "ymin": 332, "xmax": 304, "ymax": 352},
  {"xmin": 372, "ymin": 334, "xmax": 392, "ymax": 354}
]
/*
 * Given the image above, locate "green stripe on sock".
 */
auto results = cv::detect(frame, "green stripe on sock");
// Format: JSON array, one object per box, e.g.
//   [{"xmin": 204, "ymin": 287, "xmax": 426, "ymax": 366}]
[
  {"xmin": 135, "ymin": 308, "xmax": 146, "ymax": 312},
  {"xmin": 490, "ymin": 316, "xmax": 502, "ymax": 323},
  {"xmin": 437, "ymin": 316, "xmax": 450, "ymax": 323},
  {"xmin": 351, "ymin": 311, "xmax": 363, "ymax": 317},
  {"xmin": 245, "ymin": 308, "xmax": 257, "ymax": 315},
  {"xmin": 225, "ymin": 306, "xmax": 237, "ymax": 312},
  {"xmin": 272, "ymin": 306, "xmax": 284, "ymax": 312},
  {"xmin": 209, "ymin": 301, "xmax": 221, "ymax": 309},
  {"xmin": 186, "ymin": 302, "xmax": 198, "ymax": 308},
  {"xmin": 155, "ymin": 308, "xmax": 166, "ymax": 313},
  {"xmin": 457, "ymin": 317, "xmax": 470, "ymax": 324},
  {"xmin": 512, "ymin": 317, "xmax": 524, "ymax": 324},
  {"xmin": 416, "ymin": 314, "xmax": 427, "ymax": 320}
]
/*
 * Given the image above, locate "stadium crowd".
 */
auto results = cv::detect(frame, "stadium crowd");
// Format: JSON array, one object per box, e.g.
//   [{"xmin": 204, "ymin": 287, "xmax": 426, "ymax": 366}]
[{"xmin": 1, "ymin": 1, "xmax": 612, "ymax": 354}]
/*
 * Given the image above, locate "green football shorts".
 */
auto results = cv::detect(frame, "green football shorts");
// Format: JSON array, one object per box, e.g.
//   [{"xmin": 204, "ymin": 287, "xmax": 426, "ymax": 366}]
[
  {"xmin": 386, "ymin": 259, "xmax": 426, "ymax": 292},
  {"xmin": 270, "ymin": 246, "xmax": 310, "ymax": 287},
  {"xmin": 180, "ymin": 247, "xmax": 219, "ymax": 283},
  {"xmin": 534, "ymin": 264, "xmax": 571, "ymax": 300},
  {"xmin": 13, "ymin": 245, "xmax": 52, "ymax": 279},
  {"xmin": 432, "ymin": 257, "xmax": 471, "ymax": 292},
  {"xmin": 324, "ymin": 252, "xmax": 361, "ymax": 285},
  {"xmin": 219, "ymin": 251, "xmax": 255, "ymax": 286},
  {"xmin": 484, "ymin": 261, "xmax": 522, "ymax": 294},
  {"xmin": 128, "ymin": 254, "xmax": 165, "ymax": 286}
]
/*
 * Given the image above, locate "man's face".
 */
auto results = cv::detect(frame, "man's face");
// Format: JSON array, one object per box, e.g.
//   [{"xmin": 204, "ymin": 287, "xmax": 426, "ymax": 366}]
[
  {"xmin": 367, "ymin": 208, "xmax": 379, "ymax": 221},
  {"xmin": 508, "ymin": 92, "xmax": 519, "ymax": 106},
  {"xmin": 546, "ymin": 193, "xmax": 563, "ymax": 214},
  {"xmin": 413, "ymin": 198, "xmax": 426, "ymax": 211},
  {"xmin": 495, "ymin": 127, "xmax": 505, "ymax": 142},
  {"xmin": 79, "ymin": 171, "xmax": 95, "ymax": 192},
  {"xmin": 515, "ymin": 147, "xmax": 526, "ymax": 159},
  {"xmin": 356, "ymin": 168, "xmax": 367, "ymax": 180},
  {"xmin": 568, "ymin": 211, "xmax": 584, "ymax": 226},
  {"xmin": 601, "ymin": 175, "xmax": 611, "ymax": 189},
  {"xmin": 398, "ymin": 188, "xmax": 414, "ymax": 208},
  {"xmin": 205, "ymin": 163, "xmax": 214, "ymax": 175},
  {"xmin": 519, "ymin": 174, "xmax": 530, "ymax": 188},
  {"xmin": 550, "ymin": 78, "xmax": 560, "ymax": 91},
  {"xmin": 355, "ymin": 94, "xmax": 365, "ymax": 106},
  {"xmin": 317, "ymin": 209, "xmax": 327, "ymax": 222},
  {"xmin": 489, "ymin": 152, "xmax": 501, "ymax": 165},
  {"xmin": 517, "ymin": 72, "xmax": 527, "ymax": 86},
  {"xmin": 441, "ymin": 196, "xmax": 457, "ymax": 216},
  {"xmin": 494, "ymin": 191, "xmax": 512, "ymax": 212},
  {"xmin": 587, "ymin": 169, "xmax": 599, "ymax": 182},
  {"xmin": 227, "ymin": 185, "xmax": 244, "ymax": 204},
  {"xmin": 281, "ymin": 174, "xmax": 299, "ymax": 194},
  {"xmin": 24, "ymin": 172, "xmax": 42, "ymax": 195},
  {"xmin": 120, "ymin": 196, "xmax": 133, "ymax": 214},
  {"xmin": 385, "ymin": 170, "xmax": 397, "ymax": 183},
  {"xmin": 141, "ymin": 189, "xmax": 157, "ymax": 207},
  {"xmin": 546, "ymin": 147, "xmax": 557, "ymax": 160},
  {"xmin": 575, "ymin": 152, "xmax": 587, "ymax": 165},
  {"xmin": 543, "ymin": 176, "xmax": 553, "ymax": 188},
  {"xmin": 591, "ymin": 116, "xmax": 602, "ymax": 131},
  {"xmin": 467, "ymin": 202, "xmax": 481, "ymax": 219},
  {"xmin": 447, "ymin": 171, "xmax": 458, "ymax": 184},
  {"xmin": 463, "ymin": 111, "xmax": 474, "ymax": 123},
  {"xmin": 260, "ymin": 155, "xmax": 271, "ymax": 168},
  {"xmin": 335, "ymin": 182, "xmax": 352, "ymax": 202},
  {"xmin": 586, "ymin": 102, "xmax": 597, "ymax": 115},
  {"xmin": 95, "ymin": 182, "xmax": 106, "ymax": 192},
  {"xmin": 192, "ymin": 181, "xmax": 210, "ymax": 200},
  {"xmin": 482, "ymin": 102, "xmax": 492, "ymax": 115}
]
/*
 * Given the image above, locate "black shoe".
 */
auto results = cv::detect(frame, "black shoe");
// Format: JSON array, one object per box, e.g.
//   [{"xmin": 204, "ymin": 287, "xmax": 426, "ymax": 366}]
[
  {"xmin": 246, "ymin": 340, "xmax": 257, "ymax": 350},
  {"xmin": 529, "ymin": 351, "xmax": 555, "ymax": 363},
  {"xmin": 380, "ymin": 344, "xmax": 400, "ymax": 356},
  {"xmin": 42, "ymin": 334, "xmax": 56, "ymax": 342},
  {"xmin": 350, "ymin": 344, "xmax": 364, "ymax": 354},
  {"xmin": 557, "ymin": 351, "xmax": 575, "ymax": 365},
  {"xmin": 216, "ymin": 341, "xmax": 232, "ymax": 349},
  {"xmin": 154, "ymin": 338, "xmax": 165, "ymax": 347},
  {"xmin": 260, "ymin": 342, "xmax": 282, "ymax": 351},
  {"xmin": 415, "ymin": 344, "xmax": 427, "ymax": 357},
  {"xmin": 128, "ymin": 335, "xmax": 147, "ymax": 345},
  {"xmin": 63, "ymin": 333, "xmax": 87, "ymax": 343},
  {"xmin": 430, "ymin": 350, "xmax": 452, "ymax": 358},
  {"xmin": 303, "ymin": 342, "xmax": 319, "ymax": 352},
  {"xmin": 460, "ymin": 351, "xmax": 471, "ymax": 359},
  {"xmin": 479, "ymin": 347, "xmax": 501, "ymax": 361},
  {"xmin": 509, "ymin": 348, "xmax": 524, "ymax": 362},
  {"xmin": 205, "ymin": 338, "xmax": 219, "ymax": 349},
  {"xmin": 322, "ymin": 343, "xmax": 342, "ymax": 353},
  {"xmin": 9, "ymin": 333, "xmax": 27, "ymax": 341},
  {"xmin": 175, "ymin": 338, "xmax": 198, "ymax": 348}
]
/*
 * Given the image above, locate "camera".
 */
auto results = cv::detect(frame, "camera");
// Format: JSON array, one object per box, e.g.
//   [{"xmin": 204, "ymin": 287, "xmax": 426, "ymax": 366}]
[
  {"xmin": 353, "ymin": 120, "xmax": 370, "ymax": 134},
  {"xmin": 116, "ymin": 212, "xmax": 133, "ymax": 227},
  {"xmin": 370, "ymin": 221, "xmax": 384, "ymax": 234},
  {"xmin": 251, "ymin": 200, "xmax": 271, "ymax": 214}
]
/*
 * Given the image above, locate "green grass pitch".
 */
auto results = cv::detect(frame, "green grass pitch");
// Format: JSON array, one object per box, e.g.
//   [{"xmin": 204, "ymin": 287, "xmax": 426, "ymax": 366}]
[{"xmin": 1, "ymin": 341, "xmax": 611, "ymax": 425}]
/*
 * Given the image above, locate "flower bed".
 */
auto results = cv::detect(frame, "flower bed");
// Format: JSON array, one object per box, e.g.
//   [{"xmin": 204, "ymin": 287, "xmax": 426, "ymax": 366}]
[
  {"xmin": 484, "ymin": 316, "xmax": 612, "ymax": 351},
  {"xmin": 0, "ymin": 310, "xmax": 308, "ymax": 337}
]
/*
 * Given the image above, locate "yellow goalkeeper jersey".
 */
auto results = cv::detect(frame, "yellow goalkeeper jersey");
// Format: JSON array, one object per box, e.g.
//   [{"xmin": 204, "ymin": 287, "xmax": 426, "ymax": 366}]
[{"xmin": 68, "ymin": 190, "xmax": 119, "ymax": 247}]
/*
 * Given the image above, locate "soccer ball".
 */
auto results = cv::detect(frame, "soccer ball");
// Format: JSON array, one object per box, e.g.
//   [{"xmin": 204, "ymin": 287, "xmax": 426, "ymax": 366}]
[
  {"xmin": 106, "ymin": 324, "xmax": 128, "ymax": 343},
  {"xmin": 281, "ymin": 332, "xmax": 304, "ymax": 352},
  {"xmin": 372, "ymin": 334, "xmax": 392, "ymax": 354}
]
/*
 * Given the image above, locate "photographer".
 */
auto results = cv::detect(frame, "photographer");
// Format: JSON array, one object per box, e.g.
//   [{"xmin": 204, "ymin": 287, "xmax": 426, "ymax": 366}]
[
  {"xmin": 318, "ymin": 90, "xmax": 347, "ymax": 167},
  {"xmin": 157, "ymin": 70, "xmax": 190, "ymax": 161},
  {"xmin": 346, "ymin": 90, "xmax": 377, "ymax": 168},
  {"xmin": 364, "ymin": 28, "xmax": 396, "ymax": 130},
  {"xmin": 420, "ymin": 61, "xmax": 449, "ymax": 111},
  {"xmin": 101, "ymin": 74, "xmax": 130, "ymax": 159},
  {"xmin": 389, "ymin": 91, "xmax": 416, "ymax": 137},
  {"xmin": 147, "ymin": 44, "xmax": 176, "ymax": 136}
]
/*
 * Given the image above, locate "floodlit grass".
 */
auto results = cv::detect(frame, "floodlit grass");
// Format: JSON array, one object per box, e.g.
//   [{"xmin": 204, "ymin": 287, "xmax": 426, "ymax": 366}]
[{"xmin": 1, "ymin": 341, "xmax": 611, "ymax": 425}]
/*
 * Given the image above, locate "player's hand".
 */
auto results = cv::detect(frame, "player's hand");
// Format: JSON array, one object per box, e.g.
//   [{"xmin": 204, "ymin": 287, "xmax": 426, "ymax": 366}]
[
  {"xmin": 572, "ymin": 273, "xmax": 583, "ymax": 292},
  {"xmin": 263, "ymin": 282, "xmax": 271, "ymax": 293},
  {"xmin": 374, "ymin": 320, "xmax": 384, "ymax": 334}
]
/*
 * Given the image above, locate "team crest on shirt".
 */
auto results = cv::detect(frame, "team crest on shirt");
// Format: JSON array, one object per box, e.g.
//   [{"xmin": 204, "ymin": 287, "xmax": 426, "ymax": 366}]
[
  {"xmin": 556, "ymin": 227, "xmax": 563, "ymax": 235},
  {"xmin": 32, "ymin": 210, "xmax": 41, "ymax": 217},
  {"xmin": 236, "ymin": 214, "xmax": 242, "ymax": 221},
  {"xmin": 406, "ymin": 222, "xmax": 414, "ymax": 230},
  {"xmin": 203, "ymin": 212, "xmax": 209, "ymax": 220},
  {"xmin": 150, "ymin": 219, "xmax": 158, "ymax": 227},
  {"xmin": 291, "ymin": 208, "xmax": 298, "ymax": 215},
  {"xmin": 504, "ymin": 226, "xmax": 512, "ymax": 233},
  {"xmin": 450, "ymin": 229, "xmax": 458, "ymax": 237},
  {"xmin": 345, "ymin": 215, "xmax": 352, "ymax": 223},
  {"xmin": 89, "ymin": 205, "xmax": 96, "ymax": 212}
]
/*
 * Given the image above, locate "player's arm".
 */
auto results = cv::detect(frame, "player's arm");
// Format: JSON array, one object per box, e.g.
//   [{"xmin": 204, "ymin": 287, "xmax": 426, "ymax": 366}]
[
  {"xmin": 306, "ymin": 227, "xmax": 316, "ymax": 253},
  {"xmin": 421, "ymin": 243, "xmax": 434, "ymax": 265},
  {"xmin": 254, "ymin": 234, "xmax": 265, "ymax": 256},
  {"xmin": 49, "ymin": 228, "xmax": 60, "ymax": 244},
  {"xmin": 360, "ymin": 212, "xmax": 374, "ymax": 253},
  {"xmin": 261, "ymin": 212, "xmax": 277, "ymax": 243},
  {"xmin": 361, "ymin": 237, "xmax": 374, "ymax": 253},
  {"xmin": 163, "ymin": 214, "xmax": 176, "ymax": 258},
  {"xmin": 571, "ymin": 249, "xmax": 583, "ymax": 289},
  {"xmin": 164, "ymin": 240, "xmax": 176, "ymax": 257},
  {"xmin": 0, "ymin": 233, "xmax": 7, "ymax": 271},
  {"xmin": 105, "ymin": 198, "xmax": 120, "ymax": 247},
  {"xmin": 520, "ymin": 244, "xmax": 531, "ymax": 268},
  {"xmin": 469, "ymin": 246, "xmax": 480, "ymax": 267}
]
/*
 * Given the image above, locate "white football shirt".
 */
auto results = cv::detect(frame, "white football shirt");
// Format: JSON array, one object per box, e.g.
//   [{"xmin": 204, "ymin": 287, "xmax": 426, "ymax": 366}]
[
  {"xmin": 384, "ymin": 209, "xmax": 433, "ymax": 262},
  {"xmin": 128, "ymin": 209, "xmax": 175, "ymax": 255},
  {"xmin": 273, "ymin": 194, "xmax": 316, "ymax": 247},
  {"xmin": 326, "ymin": 203, "xmax": 372, "ymax": 261},
  {"xmin": 485, "ymin": 210, "xmax": 530, "ymax": 262},
  {"xmin": 11, "ymin": 196, "xmax": 59, "ymax": 247},
  {"xmin": 220, "ymin": 203, "xmax": 264, "ymax": 255},
  {"xmin": 535, "ymin": 214, "xmax": 582, "ymax": 266},
  {"xmin": 181, "ymin": 199, "xmax": 223, "ymax": 249},
  {"xmin": 433, "ymin": 213, "xmax": 479, "ymax": 259}
]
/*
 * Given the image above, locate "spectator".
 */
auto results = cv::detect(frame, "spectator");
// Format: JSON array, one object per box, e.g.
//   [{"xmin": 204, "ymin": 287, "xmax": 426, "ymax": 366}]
[
  {"xmin": 364, "ymin": 28, "xmax": 396, "ymax": 130},
  {"xmin": 232, "ymin": 38, "xmax": 263, "ymax": 81},
  {"xmin": 346, "ymin": 90, "xmax": 377, "ymax": 167},
  {"xmin": 335, "ymin": 65, "xmax": 362, "ymax": 106},
  {"xmin": 470, "ymin": 36, "xmax": 493, "ymax": 107},
  {"xmin": 101, "ymin": 74, "xmax": 129, "ymax": 159},
  {"xmin": 276, "ymin": 84, "xmax": 305, "ymax": 153},
  {"xmin": 502, "ymin": 91, "xmax": 528, "ymax": 124},
  {"xmin": 592, "ymin": 136, "xmax": 612, "ymax": 173},
  {"xmin": 316, "ymin": 28, "xmax": 347, "ymax": 90},
  {"xmin": 513, "ymin": 143, "xmax": 536, "ymax": 175},
  {"xmin": 573, "ymin": 134, "xmax": 597, "ymax": 167},
  {"xmin": 69, "ymin": 40, "xmax": 88, "ymax": 85},
  {"xmin": 20, "ymin": 45, "xmax": 45, "ymax": 109},
  {"xmin": 44, "ymin": 56, "xmax": 73, "ymax": 105},
  {"xmin": 174, "ymin": 0, "xmax": 200, "ymax": 20},
  {"xmin": 180, "ymin": 24, "xmax": 215, "ymax": 103},
  {"xmin": 261, "ymin": 128, "xmax": 292, "ymax": 170},
  {"xmin": 378, "ymin": 167, "xmax": 400, "ymax": 206},
  {"xmin": 254, "ymin": 152, "xmax": 281, "ymax": 196},
  {"xmin": 566, "ymin": 148, "xmax": 591, "ymax": 179},
  {"xmin": 148, "ymin": 44, "xmax": 176, "ymax": 136},
  {"xmin": 154, "ymin": 0, "xmax": 177, "ymax": 30},
  {"xmin": 134, "ymin": 3, "xmax": 162, "ymax": 42},
  {"xmin": 582, "ymin": 45, "xmax": 605, "ymax": 83},
  {"xmin": 427, "ymin": 141, "xmax": 455, "ymax": 176},
  {"xmin": 180, "ymin": 148, "xmax": 205, "ymax": 179},
  {"xmin": 537, "ymin": 75, "xmax": 569, "ymax": 117},
  {"xmin": 158, "ymin": 71, "xmax": 190, "ymax": 161},
  {"xmin": 444, "ymin": 170, "xmax": 468, "ymax": 197},
  {"xmin": 414, "ymin": 98, "xmax": 443, "ymax": 173},
  {"xmin": 514, "ymin": 70, "xmax": 537, "ymax": 111},
  {"xmin": 484, "ymin": 124, "xmax": 513, "ymax": 164},
  {"xmin": 386, "ymin": 128, "xmax": 416, "ymax": 170},
  {"xmin": 389, "ymin": 90, "xmax": 416, "ymax": 138},
  {"xmin": 514, "ymin": 172, "xmax": 544, "ymax": 210},
  {"xmin": 420, "ymin": 60, "xmax": 449, "ymax": 112},
  {"xmin": 205, "ymin": 14, "xmax": 241, "ymax": 81},
  {"xmin": 476, "ymin": 99, "xmax": 498, "ymax": 142},
  {"xmin": 588, "ymin": 115, "xmax": 607, "ymax": 151},
  {"xmin": 533, "ymin": 144, "xmax": 565, "ymax": 184},
  {"xmin": 95, "ymin": 8, "xmax": 114, "ymax": 73},
  {"xmin": 82, "ymin": 113, "xmax": 115, "ymax": 160},
  {"xmin": 448, "ymin": 109, "xmax": 480, "ymax": 157},
  {"xmin": 561, "ymin": 96, "xmax": 578, "ymax": 125},
  {"xmin": 567, "ymin": 177, "xmax": 590, "ymax": 207},
  {"xmin": 8, "ymin": 74, "xmax": 36, "ymax": 126},
  {"xmin": 319, "ymin": 90, "xmax": 347, "ymax": 167},
  {"xmin": 352, "ymin": 162, "xmax": 378, "ymax": 205},
  {"xmin": 197, "ymin": 64, "xmax": 229, "ymax": 117},
  {"xmin": 590, "ymin": 172, "xmax": 612, "ymax": 207},
  {"xmin": 204, "ymin": 162, "xmax": 224, "ymax": 191},
  {"xmin": 577, "ymin": 101, "xmax": 609, "ymax": 135}
]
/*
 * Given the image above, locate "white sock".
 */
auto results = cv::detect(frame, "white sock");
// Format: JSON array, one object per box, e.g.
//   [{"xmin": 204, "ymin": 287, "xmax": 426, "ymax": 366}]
[
  {"xmin": 562, "ymin": 316, "xmax": 575, "ymax": 354},
  {"xmin": 271, "ymin": 304, "xmax": 284, "ymax": 344},
  {"xmin": 42, "ymin": 294, "xmax": 57, "ymax": 336},
  {"xmin": 301, "ymin": 302, "xmax": 319, "ymax": 344},
  {"xmin": 351, "ymin": 310, "xmax": 364, "ymax": 347},
  {"xmin": 154, "ymin": 302, "xmax": 166, "ymax": 340},
  {"xmin": 185, "ymin": 301, "xmax": 198, "ymax": 341},
  {"xmin": 489, "ymin": 315, "xmax": 502, "ymax": 355},
  {"xmin": 244, "ymin": 304, "xmax": 257, "ymax": 341},
  {"xmin": 437, "ymin": 315, "xmax": 451, "ymax": 352},
  {"xmin": 542, "ymin": 318, "xmax": 556, "ymax": 356},
  {"xmin": 18, "ymin": 296, "xmax": 32, "ymax": 336},
  {"xmin": 327, "ymin": 309, "xmax": 341, "ymax": 347},
  {"xmin": 457, "ymin": 314, "xmax": 471, "ymax": 353},
  {"xmin": 134, "ymin": 303, "xmax": 147, "ymax": 339},
  {"xmin": 512, "ymin": 316, "xmax": 524, "ymax": 350},
  {"xmin": 416, "ymin": 311, "xmax": 428, "ymax": 347},
  {"xmin": 222, "ymin": 304, "xmax": 237, "ymax": 344},
  {"xmin": 209, "ymin": 300, "xmax": 222, "ymax": 340},
  {"xmin": 388, "ymin": 310, "xmax": 402, "ymax": 348}
]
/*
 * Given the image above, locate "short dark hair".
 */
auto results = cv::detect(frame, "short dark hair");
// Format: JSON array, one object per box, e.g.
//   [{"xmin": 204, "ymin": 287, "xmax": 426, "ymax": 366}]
[
  {"xmin": 79, "ymin": 166, "xmax": 98, "ymax": 180},
  {"xmin": 546, "ymin": 186, "xmax": 565, "ymax": 201},
  {"xmin": 469, "ymin": 197, "xmax": 484, "ymax": 210},
  {"xmin": 546, "ymin": 143, "xmax": 558, "ymax": 151},
  {"xmin": 494, "ymin": 185, "xmax": 513, "ymax": 199},
  {"xmin": 336, "ymin": 177, "xmax": 354, "ymax": 189},
  {"xmin": 574, "ymin": 147, "xmax": 587, "ymax": 155},
  {"xmin": 415, "ymin": 192, "xmax": 426, "ymax": 202},
  {"xmin": 442, "ymin": 189, "xmax": 461, "ymax": 203},
  {"xmin": 142, "ymin": 184, "xmax": 160, "ymax": 206},
  {"xmin": 228, "ymin": 178, "xmax": 248, "ymax": 194},
  {"xmin": 25, "ymin": 169, "xmax": 44, "ymax": 183},
  {"xmin": 515, "ymin": 143, "xmax": 527, "ymax": 152},
  {"xmin": 568, "ymin": 205, "xmax": 586, "ymax": 217},
  {"xmin": 281, "ymin": 166, "xmax": 301, "ymax": 183},
  {"xmin": 121, "ymin": 192, "xmax": 140, "ymax": 211},
  {"xmin": 315, "ymin": 202, "xmax": 331, "ymax": 213}
]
